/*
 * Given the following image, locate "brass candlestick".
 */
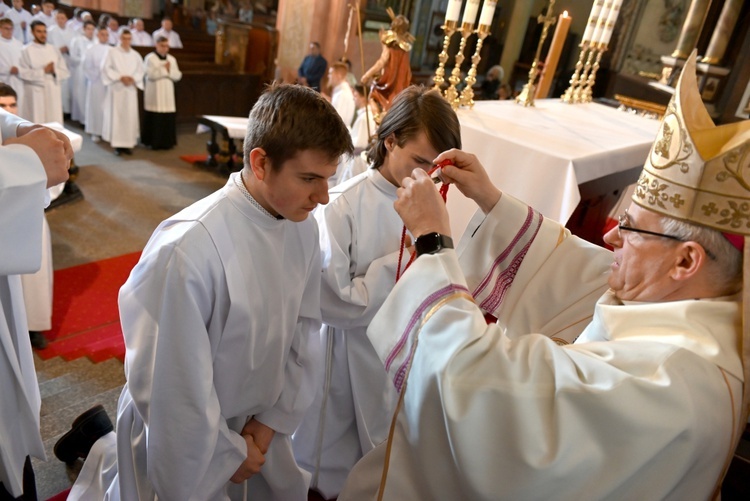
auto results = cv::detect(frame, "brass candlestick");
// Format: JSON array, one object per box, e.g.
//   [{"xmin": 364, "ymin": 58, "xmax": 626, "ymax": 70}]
[
  {"xmin": 572, "ymin": 44, "xmax": 597, "ymax": 103},
  {"xmin": 561, "ymin": 42, "xmax": 590, "ymax": 103},
  {"xmin": 445, "ymin": 21, "xmax": 475, "ymax": 109},
  {"xmin": 459, "ymin": 23, "xmax": 491, "ymax": 108},
  {"xmin": 433, "ymin": 20, "xmax": 458, "ymax": 92},
  {"xmin": 580, "ymin": 43, "xmax": 606, "ymax": 103},
  {"xmin": 516, "ymin": 0, "xmax": 557, "ymax": 107}
]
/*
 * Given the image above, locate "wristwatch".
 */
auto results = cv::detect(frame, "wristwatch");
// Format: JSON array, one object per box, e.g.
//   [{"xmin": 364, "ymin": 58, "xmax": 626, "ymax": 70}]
[{"xmin": 415, "ymin": 232, "xmax": 454, "ymax": 257}]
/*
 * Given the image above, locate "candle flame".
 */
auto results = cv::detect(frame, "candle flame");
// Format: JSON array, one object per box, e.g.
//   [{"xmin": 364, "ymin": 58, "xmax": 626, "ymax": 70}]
[{"xmin": 563, "ymin": 11, "xmax": 569, "ymax": 17}]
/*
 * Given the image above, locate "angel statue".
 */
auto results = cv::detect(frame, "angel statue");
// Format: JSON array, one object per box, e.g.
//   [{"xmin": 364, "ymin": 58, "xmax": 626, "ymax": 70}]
[{"xmin": 361, "ymin": 7, "xmax": 415, "ymax": 114}]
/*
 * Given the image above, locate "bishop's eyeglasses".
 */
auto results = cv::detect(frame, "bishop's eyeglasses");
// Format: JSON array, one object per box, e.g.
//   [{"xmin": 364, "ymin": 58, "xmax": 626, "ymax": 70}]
[{"xmin": 617, "ymin": 210, "xmax": 684, "ymax": 241}]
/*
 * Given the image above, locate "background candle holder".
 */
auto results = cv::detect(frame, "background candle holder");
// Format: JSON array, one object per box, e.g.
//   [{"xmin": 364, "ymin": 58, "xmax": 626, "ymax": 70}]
[
  {"xmin": 445, "ymin": 22, "xmax": 475, "ymax": 109},
  {"xmin": 561, "ymin": 43, "xmax": 590, "ymax": 103},
  {"xmin": 432, "ymin": 20, "xmax": 458, "ymax": 93},
  {"xmin": 459, "ymin": 24, "xmax": 491, "ymax": 108}
]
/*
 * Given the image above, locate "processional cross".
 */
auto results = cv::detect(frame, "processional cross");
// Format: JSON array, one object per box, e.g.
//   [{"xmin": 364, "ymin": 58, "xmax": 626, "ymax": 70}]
[{"xmin": 516, "ymin": 0, "xmax": 557, "ymax": 107}]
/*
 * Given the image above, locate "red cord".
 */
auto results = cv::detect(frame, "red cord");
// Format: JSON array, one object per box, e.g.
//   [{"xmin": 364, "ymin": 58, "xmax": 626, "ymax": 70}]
[{"xmin": 396, "ymin": 161, "xmax": 451, "ymax": 282}]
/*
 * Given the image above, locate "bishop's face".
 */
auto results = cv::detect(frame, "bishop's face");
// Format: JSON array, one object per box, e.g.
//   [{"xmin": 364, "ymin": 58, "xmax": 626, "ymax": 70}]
[
  {"xmin": 379, "ymin": 130, "xmax": 439, "ymax": 188},
  {"xmin": 250, "ymin": 148, "xmax": 336, "ymax": 222}
]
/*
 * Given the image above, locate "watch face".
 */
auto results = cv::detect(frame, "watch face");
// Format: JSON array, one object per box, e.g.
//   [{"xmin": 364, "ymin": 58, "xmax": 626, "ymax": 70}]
[{"xmin": 416, "ymin": 232, "xmax": 453, "ymax": 256}]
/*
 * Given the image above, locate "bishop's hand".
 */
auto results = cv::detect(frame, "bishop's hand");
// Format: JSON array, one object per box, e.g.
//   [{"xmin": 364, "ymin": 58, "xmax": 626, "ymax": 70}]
[
  {"xmin": 435, "ymin": 149, "xmax": 502, "ymax": 215},
  {"xmin": 395, "ymin": 169, "xmax": 451, "ymax": 239}
]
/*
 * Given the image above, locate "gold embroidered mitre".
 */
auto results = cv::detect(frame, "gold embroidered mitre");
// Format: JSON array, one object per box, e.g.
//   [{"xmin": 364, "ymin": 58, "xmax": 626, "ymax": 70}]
[{"xmin": 632, "ymin": 51, "xmax": 750, "ymax": 235}]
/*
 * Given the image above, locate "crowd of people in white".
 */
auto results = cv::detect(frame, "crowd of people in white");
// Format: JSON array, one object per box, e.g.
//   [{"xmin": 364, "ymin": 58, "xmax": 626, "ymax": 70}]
[{"xmin": 0, "ymin": 0, "xmax": 183, "ymax": 156}]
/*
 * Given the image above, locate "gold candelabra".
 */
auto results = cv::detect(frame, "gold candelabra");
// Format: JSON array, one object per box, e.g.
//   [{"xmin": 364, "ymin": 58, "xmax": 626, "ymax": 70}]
[
  {"xmin": 580, "ymin": 44, "xmax": 605, "ymax": 103},
  {"xmin": 433, "ymin": 20, "xmax": 458, "ymax": 93},
  {"xmin": 459, "ymin": 23, "xmax": 492, "ymax": 108},
  {"xmin": 516, "ymin": 0, "xmax": 557, "ymax": 107},
  {"xmin": 561, "ymin": 42, "xmax": 589, "ymax": 103},
  {"xmin": 444, "ymin": 21, "xmax": 475, "ymax": 109}
]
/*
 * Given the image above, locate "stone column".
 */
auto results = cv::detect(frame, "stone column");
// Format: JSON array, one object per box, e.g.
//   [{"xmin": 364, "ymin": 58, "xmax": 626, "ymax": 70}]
[
  {"xmin": 702, "ymin": 0, "xmax": 742, "ymax": 64},
  {"xmin": 671, "ymin": 0, "xmax": 712, "ymax": 59}
]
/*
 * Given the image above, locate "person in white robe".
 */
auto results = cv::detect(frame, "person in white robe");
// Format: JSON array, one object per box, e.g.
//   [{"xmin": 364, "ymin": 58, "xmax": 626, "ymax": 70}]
[
  {"xmin": 130, "ymin": 18, "xmax": 153, "ymax": 47},
  {"xmin": 47, "ymin": 10, "xmax": 75, "ymax": 115},
  {"xmin": 0, "ymin": 18, "xmax": 24, "ymax": 104},
  {"xmin": 328, "ymin": 62, "xmax": 355, "ymax": 128},
  {"xmin": 64, "ymin": 7, "xmax": 83, "ymax": 33},
  {"xmin": 83, "ymin": 26, "xmax": 110, "ymax": 141},
  {"xmin": 152, "ymin": 18, "xmax": 183, "ymax": 49},
  {"xmin": 67, "ymin": 20, "xmax": 94, "ymax": 124},
  {"xmin": 101, "ymin": 29, "xmax": 143, "ymax": 154},
  {"xmin": 0, "ymin": 1, "xmax": 10, "ymax": 18},
  {"xmin": 142, "ymin": 36, "xmax": 181, "ymax": 149},
  {"xmin": 18, "ymin": 20, "xmax": 69, "ymax": 124},
  {"xmin": 339, "ymin": 53, "xmax": 749, "ymax": 501},
  {"xmin": 29, "ymin": 0, "xmax": 54, "ymax": 27},
  {"xmin": 60, "ymin": 84, "xmax": 354, "ymax": 501},
  {"xmin": 336, "ymin": 84, "xmax": 377, "ymax": 186},
  {"xmin": 293, "ymin": 87, "xmax": 462, "ymax": 499},
  {"xmin": 4, "ymin": 0, "xmax": 31, "ymax": 43},
  {"xmin": 106, "ymin": 17, "xmax": 119, "ymax": 46},
  {"xmin": 0, "ymin": 107, "xmax": 72, "ymax": 500}
]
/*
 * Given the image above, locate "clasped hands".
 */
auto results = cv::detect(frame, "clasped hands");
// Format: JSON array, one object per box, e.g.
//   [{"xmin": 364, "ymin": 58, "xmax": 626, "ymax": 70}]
[
  {"xmin": 229, "ymin": 417, "xmax": 276, "ymax": 484},
  {"xmin": 395, "ymin": 149, "xmax": 502, "ymax": 240}
]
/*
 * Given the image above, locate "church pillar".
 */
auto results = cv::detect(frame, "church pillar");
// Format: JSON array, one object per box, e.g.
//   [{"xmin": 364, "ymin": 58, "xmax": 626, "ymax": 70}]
[
  {"xmin": 701, "ymin": 0, "xmax": 742, "ymax": 64},
  {"xmin": 499, "ymin": 0, "xmax": 535, "ymax": 84},
  {"xmin": 670, "ymin": 0, "xmax": 712, "ymax": 59}
]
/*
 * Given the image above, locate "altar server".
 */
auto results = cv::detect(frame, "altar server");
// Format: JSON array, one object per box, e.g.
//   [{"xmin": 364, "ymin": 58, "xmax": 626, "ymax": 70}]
[
  {"xmin": 0, "ymin": 106, "xmax": 72, "ymax": 501},
  {"xmin": 0, "ymin": 18, "xmax": 24, "ymax": 103},
  {"xmin": 47, "ymin": 10, "xmax": 75, "ymax": 115},
  {"xmin": 101, "ymin": 29, "xmax": 143, "ymax": 155},
  {"xmin": 152, "ymin": 17, "xmax": 182, "ymax": 49},
  {"xmin": 56, "ymin": 84, "xmax": 354, "ymax": 501},
  {"xmin": 328, "ymin": 62, "xmax": 355, "ymax": 130},
  {"xmin": 5, "ymin": 0, "xmax": 31, "ymax": 43},
  {"xmin": 83, "ymin": 26, "xmax": 110, "ymax": 141},
  {"xmin": 68, "ymin": 20, "xmax": 95, "ymax": 123},
  {"xmin": 142, "ymin": 36, "xmax": 182, "ymax": 150},
  {"xmin": 340, "ymin": 52, "xmax": 750, "ymax": 501},
  {"xmin": 18, "ymin": 20, "xmax": 69, "ymax": 123},
  {"xmin": 336, "ymin": 84, "xmax": 377, "ymax": 185},
  {"xmin": 293, "ymin": 86, "xmax": 462, "ymax": 499}
]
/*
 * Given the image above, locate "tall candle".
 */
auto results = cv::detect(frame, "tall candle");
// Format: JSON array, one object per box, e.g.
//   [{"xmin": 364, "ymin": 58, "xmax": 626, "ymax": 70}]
[
  {"xmin": 598, "ymin": 0, "xmax": 623, "ymax": 46},
  {"xmin": 590, "ymin": 0, "xmax": 612, "ymax": 47},
  {"xmin": 581, "ymin": 0, "xmax": 604, "ymax": 43},
  {"xmin": 478, "ymin": 0, "xmax": 498, "ymax": 27},
  {"xmin": 461, "ymin": 0, "xmax": 481, "ymax": 26},
  {"xmin": 536, "ymin": 10, "xmax": 572, "ymax": 99},
  {"xmin": 446, "ymin": 0, "xmax": 463, "ymax": 23}
]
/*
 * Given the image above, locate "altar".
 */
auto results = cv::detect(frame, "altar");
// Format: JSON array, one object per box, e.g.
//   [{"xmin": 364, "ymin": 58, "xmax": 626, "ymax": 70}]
[{"xmin": 449, "ymin": 99, "xmax": 661, "ymax": 239}]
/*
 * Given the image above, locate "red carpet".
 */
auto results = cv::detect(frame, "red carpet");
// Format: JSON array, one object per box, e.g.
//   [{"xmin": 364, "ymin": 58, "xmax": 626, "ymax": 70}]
[
  {"xmin": 179, "ymin": 153, "xmax": 208, "ymax": 164},
  {"xmin": 36, "ymin": 252, "xmax": 141, "ymax": 363}
]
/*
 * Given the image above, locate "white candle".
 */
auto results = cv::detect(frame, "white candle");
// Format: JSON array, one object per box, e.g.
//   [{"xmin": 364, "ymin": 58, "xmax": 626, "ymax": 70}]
[
  {"xmin": 590, "ymin": 0, "xmax": 612, "ymax": 46},
  {"xmin": 461, "ymin": 0, "xmax": 480, "ymax": 26},
  {"xmin": 446, "ymin": 0, "xmax": 463, "ymax": 23},
  {"xmin": 478, "ymin": 0, "xmax": 497, "ymax": 27},
  {"xmin": 598, "ymin": 0, "xmax": 623, "ymax": 46},
  {"xmin": 582, "ymin": 0, "xmax": 605, "ymax": 43}
]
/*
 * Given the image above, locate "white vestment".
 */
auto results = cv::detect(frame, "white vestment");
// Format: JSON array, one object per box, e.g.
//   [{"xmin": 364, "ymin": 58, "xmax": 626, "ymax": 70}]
[
  {"xmin": 0, "ymin": 109, "xmax": 47, "ymax": 498},
  {"xmin": 18, "ymin": 42, "xmax": 69, "ymax": 123},
  {"xmin": 339, "ymin": 194, "xmax": 743, "ymax": 500},
  {"xmin": 20, "ymin": 216, "xmax": 52, "ymax": 331},
  {"xmin": 47, "ymin": 24, "xmax": 76, "ymax": 114},
  {"xmin": 331, "ymin": 82, "xmax": 355, "ymax": 129},
  {"xmin": 69, "ymin": 173, "xmax": 323, "ymax": 501},
  {"xmin": 336, "ymin": 108, "xmax": 376, "ymax": 186},
  {"xmin": 143, "ymin": 52, "xmax": 182, "ymax": 112},
  {"xmin": 68, "ymin": 34, "xmax": 94, "ymax": 123},
  {"xmin": 101, "ymin": 46, "xmax": 143, "ymax": 148},
  {"xmin": 293, "ymin": 168, "xmax": 403, "ymax": 498},
  {"xmin": 151, "ymin": 28, "xmax": 183, "ymax": 48},
  {"xmin": 83, "ymin": 42, "xmax": 109, "ymax": 136},
  {"xmin": 0, "ymin": 3, "xmax": 9, "ymax": 17},
  {"xmin": 4, "ymin": 8, "xmax": 32, "ymax": 43},
  {"xmin": 130, "ymin": 30, "xmax": 153, "ymax": 47},
  {"xmin": 0, "ymin": 35, "xmax": 24, "ymax": 104}
]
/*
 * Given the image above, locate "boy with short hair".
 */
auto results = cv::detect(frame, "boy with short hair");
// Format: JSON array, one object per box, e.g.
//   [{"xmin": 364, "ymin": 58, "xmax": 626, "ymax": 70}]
[
  {"xmin": 57, "ymin": 84, "xmax": 353, "ymax": 500},
  {"xmin": 293, "ymin": 86, "xmax": 461, "ymax": 499}
]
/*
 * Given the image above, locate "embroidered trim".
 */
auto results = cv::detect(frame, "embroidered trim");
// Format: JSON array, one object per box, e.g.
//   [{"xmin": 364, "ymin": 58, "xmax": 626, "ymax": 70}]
[{"xmin": 233, "ymin": 172, "xmax": 279, "ymax": 220}]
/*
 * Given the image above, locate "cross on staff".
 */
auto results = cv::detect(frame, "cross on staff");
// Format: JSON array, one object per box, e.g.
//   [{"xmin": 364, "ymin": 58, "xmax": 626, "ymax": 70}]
[{"xmin": 516, "ymin": 0, "xmax": 557, "ymax": 107}]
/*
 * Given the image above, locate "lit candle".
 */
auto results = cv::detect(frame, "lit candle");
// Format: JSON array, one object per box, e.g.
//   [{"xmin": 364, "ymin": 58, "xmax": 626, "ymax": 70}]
[
  {"xmin": 581, "ymin": 0, "xmax": 604, "ymax": 43},
  {"xmin": 536, "ymin": 10, "xmax": 572, "ymax": 99},
  {"xmin": 598, "ymin": 0, "xmax": 623, "ymax": 46},
  {"xmin": 461, "ymin": 0, "xmax": 481, "ymax": 26},
  {"xmin": 590, "ymin": 0, "xmax": 612, "ymax": 47},
  {"xmin": 478, "ymin": 0, "xmax": 498, "ymax": 27},
  {"xmin": 446, "ymin": 0, "xmax": 463, "ymax": 23}
]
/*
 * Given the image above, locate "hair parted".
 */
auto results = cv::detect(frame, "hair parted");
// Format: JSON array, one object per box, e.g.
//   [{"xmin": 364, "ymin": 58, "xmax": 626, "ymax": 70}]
[
  {"xmin": 244, "ymin": 83, "xmax": 354, "ymax": 171},
  {"xmin": 368, "ymin": 86, "xmax": 461, "ymax": 169},
  {"xmin": 0, "ymin": 83, "xmax": 18, "ymax": 98}
]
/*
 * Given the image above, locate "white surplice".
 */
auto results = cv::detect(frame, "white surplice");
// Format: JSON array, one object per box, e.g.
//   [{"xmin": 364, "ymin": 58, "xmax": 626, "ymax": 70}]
[
  {"xmin": 20, "ymin": 216, "xmax": 52, "ymax": 331},
  {"xmin": 67, "ymin": 33, "xmax": 94, "ymax": 123},
  {"xmin": 17, "ymin": 42, "xmax": 69, "ymax": 123},
  {"xmin": 336, "ymin": 108, "xmax": 376, "ymax": 186},
  {"xmin": 0, "ymin": 109, "xmax": 47, "ymax": 498},
  {"xmin": 47, "ymin": 24, "xmax": 76, "ymax": 114},
  {"xmin": 143, "ymin": 52, "xmax": 181, "ymax": 113},
  {"xmin": 83, "ymin": 42, "xmax": 109, "ymax": 136},
  {"xmin": 339, "ymin": 194, "xmax": 742, "ymax": 501},
  {"xmin": 151, "ymin": 28, "xmax": 183, "ymax": 48},
  {"xmin": 68, "ymin": 173, "xmax": 323, "ymax": 501},
  {"xmin": 101, "ymin": 45, "xmax": 143, "ymax": 148},
  {"xmin": 131, "ymin": 30, "xmax": 153, "ymax": 47},
  {"xmin": 0, "ymin": 35, "xmax": 24, "ymax": 104},
  {"xmin": 293, "ymin": 168, "xmax": 403, "ymax": 498},
  {"xmin": 331, "ymin": 82, "xmax": 355, "ymax": 130},
  {"xmin": 4, "ymin": 7, "xmax": 32, "ymax": 43}
]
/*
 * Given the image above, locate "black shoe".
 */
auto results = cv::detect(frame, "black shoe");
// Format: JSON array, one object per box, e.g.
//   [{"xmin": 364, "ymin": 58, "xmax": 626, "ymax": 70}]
[
  {"xmin": 122, "ymin": 148, "xmax": 133, "ymax": 155},
  {"xmin": 54, "ymin": 405, "xmax": 114, "ymax": 464},
  {"xmin": 29, "ymin": 331, "xmax": 48, "ymax": 349},
  {"xmin": 114, "ymin": 148, "xmax": 122, "ymax": 156}
]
